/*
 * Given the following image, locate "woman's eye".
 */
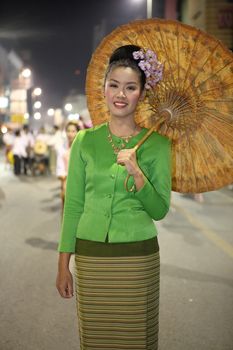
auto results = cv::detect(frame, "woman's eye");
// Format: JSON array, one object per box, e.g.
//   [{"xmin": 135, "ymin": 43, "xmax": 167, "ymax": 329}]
[
  {"xmin": 109, "ymin": 83, "xmax": 118, "ymax": 88},
  {"xmin": 127, "ymin": 86, "xmax": 136, "ymax": 91}
]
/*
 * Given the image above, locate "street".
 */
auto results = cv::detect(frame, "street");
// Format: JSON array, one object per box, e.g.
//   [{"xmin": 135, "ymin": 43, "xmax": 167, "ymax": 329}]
[{"xmin": 0, "ymin": 154, "xmax": 232, "ymax": 350}]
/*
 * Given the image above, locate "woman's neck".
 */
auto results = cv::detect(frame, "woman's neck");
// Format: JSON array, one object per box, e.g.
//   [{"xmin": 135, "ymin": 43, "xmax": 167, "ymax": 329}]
[{"xmin": 108, "ymin": 118, "xmax": 140, "ymax": 138}]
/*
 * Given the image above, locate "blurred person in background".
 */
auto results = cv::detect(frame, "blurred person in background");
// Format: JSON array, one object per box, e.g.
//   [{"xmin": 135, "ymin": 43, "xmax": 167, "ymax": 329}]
[
  {"xmin": 21, "ymin": 124, "xmax": 35, "ymax": 175},
  {"xmin": 32, "ymin": 126, "xmax": 50, "ymax": 175},
  {"xmin": 180, "ymin": 192, "xmax": 205, "ymax": 203},
  {"xmin": 78, "ymin": 115, "xmax": 93, "ymax": 129},
  {"xmin": 193, "ymin": 192, "xmax": 204, "ymax": 203},
  {"xmin": 56, "ymin": 121, "xmax": 80, "ymax": 211},
  {"xmin": 12, "ymin": 129, "xmax": 27, "ymax": 175},
  {"xmin": 47, "ymin": 125, "xmax": 64, "ymax": 175}
]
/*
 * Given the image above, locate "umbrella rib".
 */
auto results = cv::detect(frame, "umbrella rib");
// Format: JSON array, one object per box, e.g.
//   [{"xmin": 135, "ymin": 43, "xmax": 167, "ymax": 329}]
[
  {"xmin": 139, "ymin": 26, "xmax": 157, "ymax": 57},
  {"xmin": 181, "ymin": 102, "xmax": 216, "ymax": 192},
  {"xmin": 203, "ymin": 115, "xmax": 233, "ymax": 143},
  {"xmin": 194, "ymin": 60, "xmax": 233, "ymax": 91},
  {"xmin": 177, "ymin": 100, "xmax": 201, "ymax": 192},
  {"xmin": 165, "ymin": 89, "xmax": 190, "ymax": 114},
  {"xmin": 185, "ymin": 120, "xmax": 216, "ymax": 193},
  {"xmin": 173, "ymin": 100, "xmax": 192, "ymax": 114},
  {"xmin": 180, "ymin": 30, "xmax": 201, "ymax": 92},
  {"xmin": 203, "ymin": 107, "xmax": 233, "ymax": 122},
  {"xmin": 184, "ymin": 42, "xmax": 220, "ymax": 92},
  {"xmin": 195, "ymin": 127, "xmax": 224, "ymax": 190},
  {"xmin": 157, "ymin": 25, "xmax": 177, "ymax": 88},
  {"xmin": 201, "ymin": 99, "xmax": 233, "ymax": 102},
  {"xmin": 183, "ymin": 127, "xmax": 199, "ymax": 192},
  {"xmin": 202, "ymin": 121, "xmax": 233, "ymax": 165},
  {"xmin": 168, "ymin": 90, "xmax": 184, "ymax": 108},
  {"xmin": 166, "ymin": 89, "xmax": 177, "ymax": 107},
  {"xmin": 202, "ymin": 109, "xmax": 233, "ymax": 130},
  {"xmin": 196, "ymin": 82, "xmax": 233, "ymax": 97}
]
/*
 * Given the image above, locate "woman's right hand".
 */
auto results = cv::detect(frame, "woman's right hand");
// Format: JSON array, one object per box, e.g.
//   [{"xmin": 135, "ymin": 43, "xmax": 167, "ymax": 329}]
[{"xmin": 56, "ymin": 268, "xmax": 74, "ymax": 298}]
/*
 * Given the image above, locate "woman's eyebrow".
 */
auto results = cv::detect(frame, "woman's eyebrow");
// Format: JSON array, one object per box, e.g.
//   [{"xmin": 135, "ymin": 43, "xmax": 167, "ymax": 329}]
[{"xmin": 109, "ymin": 78, "xmax": 138, "ymax": 84}]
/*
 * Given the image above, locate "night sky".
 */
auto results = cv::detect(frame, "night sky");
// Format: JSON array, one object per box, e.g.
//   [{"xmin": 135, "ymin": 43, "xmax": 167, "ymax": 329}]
[{"xmin": 0, "ymin": 0, "xmax": 148, "ymax": 109}]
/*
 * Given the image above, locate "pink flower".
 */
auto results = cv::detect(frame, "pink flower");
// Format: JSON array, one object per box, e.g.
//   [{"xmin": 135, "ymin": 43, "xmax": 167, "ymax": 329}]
[
  {"xmin": 145, "ymin": 49, "xmax": 157, "ymax": 61},
  {"xmin": 132, "ymin": 50, "xmax": 145, "ymax": 60},
  {"xmin": 133, "ymin": 48, "xmax": 163, "ymax": 90}
]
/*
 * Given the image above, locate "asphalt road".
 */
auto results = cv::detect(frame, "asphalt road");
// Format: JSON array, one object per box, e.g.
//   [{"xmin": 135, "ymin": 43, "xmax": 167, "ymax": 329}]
[{"xmin": 0, "ymin": 156, "xmax": 232, "ymax": 350}]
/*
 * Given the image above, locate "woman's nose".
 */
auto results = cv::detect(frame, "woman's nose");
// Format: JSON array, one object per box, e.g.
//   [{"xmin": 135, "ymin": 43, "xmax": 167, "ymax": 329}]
[{"xmin": 117, "ymin": 90, "xmax": 126, "ymax": 97}]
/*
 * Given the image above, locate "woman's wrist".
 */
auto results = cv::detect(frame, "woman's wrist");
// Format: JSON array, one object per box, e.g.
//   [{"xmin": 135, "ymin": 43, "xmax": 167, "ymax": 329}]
[
  {"xmin": 132, "ymin": 170, "xmax": 145, "ymax": 191},
  {"xmin": 58, "ymin": 252, "xmax": 72, "ymax": 271},
  {"xmin": 132, "ymin": 168, "xmax": 143, "ymax": 178}
]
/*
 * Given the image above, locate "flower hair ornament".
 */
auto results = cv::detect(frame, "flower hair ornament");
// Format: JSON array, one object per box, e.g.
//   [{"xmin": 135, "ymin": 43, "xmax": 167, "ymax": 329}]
[{"xmin": 132, "ymin": 48, "xmax": 163, "ymax": 90}]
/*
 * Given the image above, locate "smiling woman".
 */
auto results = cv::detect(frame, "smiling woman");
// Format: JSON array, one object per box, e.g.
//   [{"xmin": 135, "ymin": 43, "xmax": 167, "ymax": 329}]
[{"xmin": 56, "ymin": 44, "xmax": 172, "ymax": 349}]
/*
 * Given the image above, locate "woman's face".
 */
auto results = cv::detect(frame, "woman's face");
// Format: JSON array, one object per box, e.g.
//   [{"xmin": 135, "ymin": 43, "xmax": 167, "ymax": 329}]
[
  {"xmin": 104, "ymin": 66, "xmax": 143, "ymax": 120},
  {"xmin": 66, "ymin": 124, "xmax": 78, "ymax": 144}
]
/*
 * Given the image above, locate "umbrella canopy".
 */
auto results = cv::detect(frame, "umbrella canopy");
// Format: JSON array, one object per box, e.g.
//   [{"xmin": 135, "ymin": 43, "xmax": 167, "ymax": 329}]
[{"xmin": 86, "ymin": 18, "xmax": 233, "ymax": 193}]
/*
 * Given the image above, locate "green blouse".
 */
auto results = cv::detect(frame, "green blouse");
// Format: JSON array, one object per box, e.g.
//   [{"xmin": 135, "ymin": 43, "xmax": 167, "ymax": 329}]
[{"xmin": 58, "ymin": 123, "xmax": 171, "ymax": 252}]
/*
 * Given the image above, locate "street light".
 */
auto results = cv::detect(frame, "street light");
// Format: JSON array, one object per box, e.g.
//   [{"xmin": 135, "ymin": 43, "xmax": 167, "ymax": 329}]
[
  {"xmin": 47, "ymin": 108, "xmax": 55, "ymax": 116},
  {"xmin": 1, "ymin": 125, "xmax": 8, "ymax": 134},
  {"xmin": 33, "ymin": 87, "xmax": 42, "ymax": 96},
  {"xmin": 34, "ymin": 112, "xmax": 41, "ymax": 120},
  {"xmin": 64, "ymin": 103, "xmax": 73, "ymax": 112},
  {"xmin": 34, "ymin": 101, "xmax": 42, "ymax": 109},
  {"xmin": 21, "ymin": 68, "xmax": 32, "ymax": 78}
]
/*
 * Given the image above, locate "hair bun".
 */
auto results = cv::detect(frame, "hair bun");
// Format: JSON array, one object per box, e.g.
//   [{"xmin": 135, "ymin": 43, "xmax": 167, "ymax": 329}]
[{"xmin": 109, "ymin": 45, "xmax": 141, "ymax": 63}]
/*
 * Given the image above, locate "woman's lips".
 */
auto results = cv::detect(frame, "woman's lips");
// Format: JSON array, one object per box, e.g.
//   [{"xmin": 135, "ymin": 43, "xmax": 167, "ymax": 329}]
[{"xmin": 114, "ymin": 102, "xmax": 127, "ymax": 108}]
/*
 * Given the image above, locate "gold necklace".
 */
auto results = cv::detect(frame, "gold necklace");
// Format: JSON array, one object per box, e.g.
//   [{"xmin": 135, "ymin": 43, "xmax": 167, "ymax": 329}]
[{"xmin": 107, "ymin": 123, "xmax": 137, "ymax": 155}]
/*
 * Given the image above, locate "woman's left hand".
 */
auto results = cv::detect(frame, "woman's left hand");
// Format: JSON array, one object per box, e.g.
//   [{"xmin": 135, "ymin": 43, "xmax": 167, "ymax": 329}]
[{"xmin": 117, "ymin": 149, "xmax": 141, "ymax": 176}]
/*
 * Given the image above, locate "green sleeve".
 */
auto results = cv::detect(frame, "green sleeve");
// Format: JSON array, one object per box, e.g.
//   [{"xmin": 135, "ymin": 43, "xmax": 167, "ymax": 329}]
[
  {"xmin": 58, "ymin": 131, "xmax": 86, "ymax": 252},
  {"xmin": 135, "ymin": 137, "xmax": 172, "ymax": 220}
]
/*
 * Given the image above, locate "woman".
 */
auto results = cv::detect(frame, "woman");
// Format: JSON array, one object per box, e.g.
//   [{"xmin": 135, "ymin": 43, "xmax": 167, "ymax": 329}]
[
  {"xmin": 56, "ymin": 45, "xmax": 171, "ymax": 349},
  {"xmin": 12, "ymin": 129, "xmax": 27, "ymax": 175},
  {"xmin": 56, "ymin": 121, "xmax": 80, "ymax": 209}
]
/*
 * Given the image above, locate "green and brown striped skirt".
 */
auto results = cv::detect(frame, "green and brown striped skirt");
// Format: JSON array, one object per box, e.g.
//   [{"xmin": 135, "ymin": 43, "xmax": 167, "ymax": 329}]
[{"xmin": 75, "ymin": 237, "xmax": 160, "ymax": 350}]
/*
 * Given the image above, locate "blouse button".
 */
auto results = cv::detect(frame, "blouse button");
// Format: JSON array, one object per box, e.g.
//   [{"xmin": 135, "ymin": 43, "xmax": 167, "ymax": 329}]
[
  {"xmin": 107, "ymin": 194, "xmax": 112, "ymax": 198},
  {"xmin": 110, "ymin": 174, "xmax": 115, "ymax": 179}
]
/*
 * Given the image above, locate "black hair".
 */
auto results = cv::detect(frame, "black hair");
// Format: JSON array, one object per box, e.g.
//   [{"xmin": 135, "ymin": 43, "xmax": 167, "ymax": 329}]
[
  {"xmin": 105, "ymin": 45, "xmax": 146, "ymax": 90},
  {"xmin": 23, "ymin": 124, "xmax": 29, "ymax": 131},
  {"xmin": 65, "ymin": 121, "xmax": 80, "ymax": 132}
]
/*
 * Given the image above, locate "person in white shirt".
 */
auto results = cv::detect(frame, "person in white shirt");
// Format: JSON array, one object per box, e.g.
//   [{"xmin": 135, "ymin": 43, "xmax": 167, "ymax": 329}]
[
  {"xmin": 12, "ymin": 129, "xmax": 27, "ymax": 175},
  {"xmin": 56, "ymin": 122, "xmax": 80, "ymax": 210},
  {"xmin": 46, "ymin": 125, "xmax": 65, "ymax": 175}
]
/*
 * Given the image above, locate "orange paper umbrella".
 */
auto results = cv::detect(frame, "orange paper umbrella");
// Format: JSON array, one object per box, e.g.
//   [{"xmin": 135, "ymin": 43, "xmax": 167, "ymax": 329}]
[{"xmin": 86, "ymin": 18, "xmax": 233, "ymax": 193}]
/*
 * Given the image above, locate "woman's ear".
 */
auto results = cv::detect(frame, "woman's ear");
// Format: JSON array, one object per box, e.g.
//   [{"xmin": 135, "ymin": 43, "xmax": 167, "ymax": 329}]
[{"xmin": 139, "ymin": 89, "xmax": 146, "ymax": 101}]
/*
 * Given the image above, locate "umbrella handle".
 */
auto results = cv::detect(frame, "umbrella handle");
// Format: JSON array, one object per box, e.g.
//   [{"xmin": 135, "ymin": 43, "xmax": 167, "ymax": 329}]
[{"xmin": 124, "ymin": 115, "xmax": 167, "ymax": 192}]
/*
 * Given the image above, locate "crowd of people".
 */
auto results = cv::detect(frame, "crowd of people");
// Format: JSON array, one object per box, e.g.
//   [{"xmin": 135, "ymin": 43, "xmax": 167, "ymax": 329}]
[
  {"xmin": 3, "ymin": 124, "xmax": 35, "ymax": 176},
  {"xmin": 2, "ymin": 118, "xmax": 91, "ymax": 181}
]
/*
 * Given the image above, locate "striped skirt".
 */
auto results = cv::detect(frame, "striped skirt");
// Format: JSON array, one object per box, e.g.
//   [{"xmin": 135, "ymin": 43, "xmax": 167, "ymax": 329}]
[{"xmin": 75, "ymin": 237, "xmax": 160, "ymax": 350}]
